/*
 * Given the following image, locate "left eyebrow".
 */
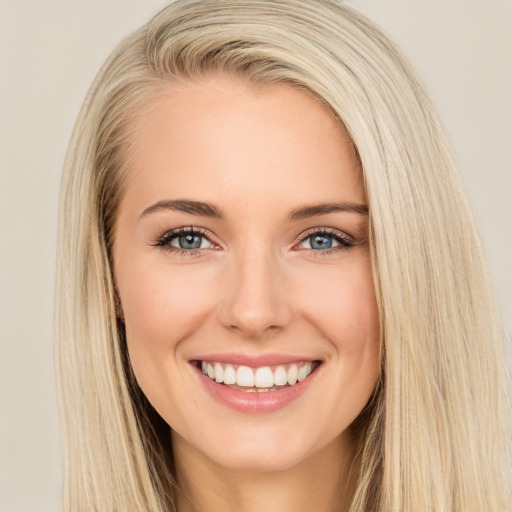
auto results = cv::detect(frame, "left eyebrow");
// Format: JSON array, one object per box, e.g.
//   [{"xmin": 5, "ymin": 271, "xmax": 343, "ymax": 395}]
[{"xmin": 288, "ymin": 202, "xmax": 369, "ymax": 221}]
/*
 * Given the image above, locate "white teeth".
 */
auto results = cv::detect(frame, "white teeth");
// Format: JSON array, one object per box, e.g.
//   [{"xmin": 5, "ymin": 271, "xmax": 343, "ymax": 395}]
[
  {"xmin": 287, "ymin": 365, "xmax": 298, "ymax": 385},
  {"xmin": 200, "ymin": 360, "xmax": 316, "ymax": 389},
  {"xmin": 254, "ymin": 367, "xmax": 274, "ymax": 388},
  {"xmin": 236, "ymin": 366, "xmax": 255, "ymax": 387},
  {"xmin": 223, "ymin": 364, "xmax": 237, "ymax": 385},
  {"xmin": 214, "ymin": 362, "xmax": 224, "ymax": 383},
  {"xmin": 298, "ymin": 363, "xmax": 310, "ymax": 382},
  {"xmin": 274, "ymin": 366, "xmax": 288, "ymax": 386}
]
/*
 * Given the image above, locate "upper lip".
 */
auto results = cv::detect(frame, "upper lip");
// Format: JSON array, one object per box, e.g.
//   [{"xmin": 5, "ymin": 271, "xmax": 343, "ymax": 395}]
[{"xmin": 189, "ymin": 353, "xmax": 321, "ymax": 367}]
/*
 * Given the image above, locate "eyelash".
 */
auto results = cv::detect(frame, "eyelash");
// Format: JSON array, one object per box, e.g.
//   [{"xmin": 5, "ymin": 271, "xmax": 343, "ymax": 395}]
[
  {"xmin": 153, "ymin": 226, "xmax": 216, "ymax": 257},
  {"xmin": 295, "ymin": 228, "xmax": 354, "ymax": 256},
  {"xmin": 153, "ymin": 226, "xmax": 354, "ymax": 257}
]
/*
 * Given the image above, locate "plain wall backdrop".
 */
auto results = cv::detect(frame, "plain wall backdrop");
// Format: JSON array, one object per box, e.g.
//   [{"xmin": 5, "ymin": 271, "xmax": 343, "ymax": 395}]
[{"xmin": 1, "ymin": 1, "xmax": 510, "ymax": 510}]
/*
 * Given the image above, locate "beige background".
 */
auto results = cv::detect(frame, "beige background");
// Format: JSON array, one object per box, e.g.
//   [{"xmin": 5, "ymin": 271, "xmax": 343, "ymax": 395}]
[{"xmin": 1, "ymin": 1, "xmax": 510, "ymax": 510}]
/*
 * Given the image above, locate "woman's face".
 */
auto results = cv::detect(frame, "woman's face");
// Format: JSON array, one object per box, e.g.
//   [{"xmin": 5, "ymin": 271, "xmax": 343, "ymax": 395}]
[{"xmin": 113, "ymin": 75, "xmax": 380, "ymax": 472}]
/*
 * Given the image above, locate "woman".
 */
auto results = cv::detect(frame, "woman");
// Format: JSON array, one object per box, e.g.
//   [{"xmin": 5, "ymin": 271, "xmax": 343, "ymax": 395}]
[{"xmin": 54, "ymin": 1, "xmax": 511, "ymax": 510}]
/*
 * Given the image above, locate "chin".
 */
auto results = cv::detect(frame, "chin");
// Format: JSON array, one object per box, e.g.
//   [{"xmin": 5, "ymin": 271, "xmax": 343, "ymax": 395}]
[
  {"xmin": 208, "ymin": 445, "xmax": 311, "ymax": 473},
  {"xmin": 179, "ymin": 423, "xmax": 335, "ymax": 474}
]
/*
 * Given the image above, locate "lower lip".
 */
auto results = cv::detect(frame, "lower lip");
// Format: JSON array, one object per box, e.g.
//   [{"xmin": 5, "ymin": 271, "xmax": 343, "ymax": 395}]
[{"xmin": 193, "ymin": 364, "xmax": 320, "ymax": 413}]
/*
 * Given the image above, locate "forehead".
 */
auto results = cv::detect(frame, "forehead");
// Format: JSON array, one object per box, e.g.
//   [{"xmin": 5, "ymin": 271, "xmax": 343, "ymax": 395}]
[{"xmin": 121, "ymin": 75, "xmax": 364, "ymax": 217}]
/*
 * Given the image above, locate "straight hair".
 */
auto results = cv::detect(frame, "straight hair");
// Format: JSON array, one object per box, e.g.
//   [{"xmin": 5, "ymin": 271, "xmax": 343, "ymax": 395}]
[{"xmin": 55, "ymin": 1, "xmax": 511, "ymax": 510}]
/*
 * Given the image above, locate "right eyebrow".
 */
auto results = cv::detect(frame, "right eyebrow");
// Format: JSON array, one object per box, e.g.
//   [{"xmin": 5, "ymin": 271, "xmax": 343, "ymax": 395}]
[
  {"xmin": 288, "ymin": 201, "xmax": 369, "ymax": 221},
  {"xmin": 139, "ymin": 199, "xmax": 224, "ymax": 220}
]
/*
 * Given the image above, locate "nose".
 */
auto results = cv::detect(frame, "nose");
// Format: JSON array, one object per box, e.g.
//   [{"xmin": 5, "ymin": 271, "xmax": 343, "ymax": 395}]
[{"xmin": 216, "ymin": 248, "xmax": 294, "ymax": 339}]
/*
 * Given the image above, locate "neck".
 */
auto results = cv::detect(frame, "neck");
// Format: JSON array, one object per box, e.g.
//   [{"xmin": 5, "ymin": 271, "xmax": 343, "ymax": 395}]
[{"xmin": 172, "ymin": 430, "xmax": 358, "ymax": 512}]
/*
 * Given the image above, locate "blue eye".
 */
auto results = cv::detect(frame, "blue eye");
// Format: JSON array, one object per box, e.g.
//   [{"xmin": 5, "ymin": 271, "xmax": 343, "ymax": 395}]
[
  {"xmin": 298, "ymin": 229, "xmax": 353, "ymax": 252},
  {"xmin": 154, "ymin": 227, "xmax": 214, "ymax": 253},
  {"xmin": 309, "ymin": 234, "xmax": 336, "ymax": 250},
  {"xmin": 171, "ymin": 233, "xmax": 209, "ymax": 250}
]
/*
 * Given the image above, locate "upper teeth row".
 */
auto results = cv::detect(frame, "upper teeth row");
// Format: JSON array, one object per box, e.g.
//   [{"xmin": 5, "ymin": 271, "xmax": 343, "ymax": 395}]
[{"xmin": 201, "ymin": 361, "xmax": 315, "ymax": 388}]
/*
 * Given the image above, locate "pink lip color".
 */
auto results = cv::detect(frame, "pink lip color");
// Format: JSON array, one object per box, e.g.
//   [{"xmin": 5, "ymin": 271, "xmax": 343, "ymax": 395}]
[{"xmin": 192, "ymin": 362, "xmax": 320, "ymax": 414}]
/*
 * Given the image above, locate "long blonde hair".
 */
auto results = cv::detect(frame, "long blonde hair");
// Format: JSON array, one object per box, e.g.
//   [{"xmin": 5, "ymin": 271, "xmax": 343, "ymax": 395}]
[{"xmin": 55, "ymin": 1, "xmax": 511, "ymax": 510}]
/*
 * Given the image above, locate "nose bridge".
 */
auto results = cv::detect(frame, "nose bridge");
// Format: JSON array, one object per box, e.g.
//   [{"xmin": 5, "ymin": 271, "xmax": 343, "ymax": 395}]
[{"xmin": 217, "ymin": 243, "xmax": 292, "ymax": 338}]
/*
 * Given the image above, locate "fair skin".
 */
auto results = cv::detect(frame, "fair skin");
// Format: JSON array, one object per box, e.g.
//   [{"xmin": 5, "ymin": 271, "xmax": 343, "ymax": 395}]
[{"xmin": 113, "ymin": 75, "xmax": 380, "ymax": 512}]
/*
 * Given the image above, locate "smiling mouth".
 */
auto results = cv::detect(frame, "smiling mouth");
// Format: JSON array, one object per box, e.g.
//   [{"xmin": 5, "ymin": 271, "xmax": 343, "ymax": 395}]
[{"xmin": 193, "ymin": 360, "xmax": 321, "ymax": 392}]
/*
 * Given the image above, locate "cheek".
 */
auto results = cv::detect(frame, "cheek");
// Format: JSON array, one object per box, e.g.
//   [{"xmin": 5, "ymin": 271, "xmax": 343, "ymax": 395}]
[
  {"xmin": 337, "ymin": 277, "xmax": 379, "ymax": 350},
  {"xmin": 319, "ymin": 268, "xmax": 381, "ymax": 417},
  {"xmin": 296, "ymin": 260, "xmax": 381, "ymax": 399},
  {"xmin": 116, "ymin": 259, "xmax": 212, "ymax": 392},
  {"xmin": 117, "ymin": 265, "xmax": 212, "ymax": 425},
  {"xmin": 120, "ymin": 260, "xmax": 213, "ymax": 346},
  {"xmin": 297, "ymin": 260, "xmax": 379, "ymax": 348}
]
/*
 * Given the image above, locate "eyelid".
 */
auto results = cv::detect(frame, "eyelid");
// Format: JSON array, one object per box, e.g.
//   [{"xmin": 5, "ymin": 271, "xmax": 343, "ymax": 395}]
[
  {"xmin": 153, "ymin": 225, "xmax": 221, "ymax": 252},
  {"xmin": 295, "ymin": 227, "xmax": 353, "ymax": 244},
  {"xmin": 292, "ymin": 227, "xmax": 355, "ymax": 253},
  {"xmin": 152, "ymin": 225, "xmax": 356, "ymax": 255}
]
